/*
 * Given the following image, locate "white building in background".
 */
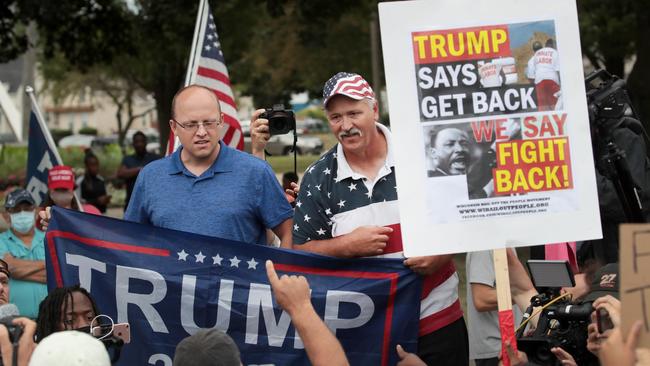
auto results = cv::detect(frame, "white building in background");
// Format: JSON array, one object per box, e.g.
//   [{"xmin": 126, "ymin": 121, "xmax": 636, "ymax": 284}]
[
  {"xmin": 40, "ymin": 86, "xmax": 158, "ymax": 137},
  {"xmin": 0, "ymin": 55, "xmax": 159, "ymax": 143}
]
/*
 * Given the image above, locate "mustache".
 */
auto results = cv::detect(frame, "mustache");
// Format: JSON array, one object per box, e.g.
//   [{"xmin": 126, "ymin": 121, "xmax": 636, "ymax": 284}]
[{"xmin": 338, "ymin": 127, "xmax": 362, "ymax": 139}]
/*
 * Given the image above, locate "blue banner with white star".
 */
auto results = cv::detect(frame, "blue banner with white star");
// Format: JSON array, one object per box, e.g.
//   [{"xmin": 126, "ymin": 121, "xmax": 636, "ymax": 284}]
[{"xmin": 44, "ymin": 207, "xmax": 421, "ymax": 366}]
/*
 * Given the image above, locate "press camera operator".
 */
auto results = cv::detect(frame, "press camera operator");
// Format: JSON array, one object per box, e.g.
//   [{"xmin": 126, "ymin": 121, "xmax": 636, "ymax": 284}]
[
  {"xmin": 0, "ymin": 259, "xmax": 38, "ymax": 366},
  {"xmin": 578, "ymin": 70, "xmax": 650, "ymax": 266}
]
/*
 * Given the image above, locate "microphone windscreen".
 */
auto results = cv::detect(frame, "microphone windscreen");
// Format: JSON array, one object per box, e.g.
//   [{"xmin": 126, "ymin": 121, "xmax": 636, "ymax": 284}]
[{"xmin": 0, "ymin": 303, "xmax": 20, "ymax": 320}]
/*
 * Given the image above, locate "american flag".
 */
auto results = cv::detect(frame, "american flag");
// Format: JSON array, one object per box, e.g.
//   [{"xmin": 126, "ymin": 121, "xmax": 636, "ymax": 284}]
[
  {"xmin": 168, "ymin": 0, "xmax": 243, "ymax": 154},
  {"xmin": 322, "ymin": 72, "xmax": 375, "ymax": 106}
]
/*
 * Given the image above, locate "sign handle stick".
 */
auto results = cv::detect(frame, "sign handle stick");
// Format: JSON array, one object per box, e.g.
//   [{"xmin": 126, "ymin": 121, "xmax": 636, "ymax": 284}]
[{"xmin": 493, "ymin": 247, "xmax": 517, "ymax": 366}]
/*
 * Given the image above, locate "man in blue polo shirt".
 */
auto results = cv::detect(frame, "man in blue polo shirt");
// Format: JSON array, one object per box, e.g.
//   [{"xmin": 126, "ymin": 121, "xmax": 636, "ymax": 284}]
[
  {"xmin": 0, "ymin": 188, "xmax": 47, "ymax": 318},
  {"xmin": 124, "ymin": 85, "xmax": 293, "ymax": 246}
]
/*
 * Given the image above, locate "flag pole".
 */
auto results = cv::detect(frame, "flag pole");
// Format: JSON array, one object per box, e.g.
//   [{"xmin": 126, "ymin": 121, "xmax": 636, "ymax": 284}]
[
  {"xmin": 169, "ymin": 0, "xmax": 208, "ymax": 155},
  {"xmin": 25, "ymin": 86, "xmax": 85, "ymax": 212},
  {"xmin": 184, "ymin": 0, "xmax": 208, "ymax": 86}
]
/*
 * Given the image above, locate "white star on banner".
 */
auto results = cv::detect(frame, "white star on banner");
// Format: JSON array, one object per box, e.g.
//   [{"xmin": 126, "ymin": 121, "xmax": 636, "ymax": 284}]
[
  {"xmin": 209, "ymin": 23, "xmax": 216, "ymax": 29},
  {"xmin": 230, "ymin": 256, "xmax": 241, "ymax": 268},
  {"xmin": 213, "ymin": 41, "xmax": 220, "ymax": 47},
  {"xmin": 212, "ymin": 254, "xmax": 223, "ymax": 265},
  {"xmin": 337, "ymin": 200, "xmax": 346, "ymax": 208},
  {"xmin": 204, "ymin": 45, "xmax": 211, "ymax": 51},
  {"xmin": 317, "ymin": 228, "xmax": 326, "ymax": 236},
  {"xmin": 294, "ymin": 223, "xmax": 299, "ymax": 231},
  {"xmin": 366, "ymin": 191, "xmax": 372, "ymax": 199},
  {"xmin": 296, "ymin": 200, "xmax": 303, "ymax": 208},
  {"xmin": 323, "ymin": 168, "xmax": 331, "ymax": 175},
  {"xmin": 315, "ymin": 184, "xmax": 321, "ymax": 191},
  {"xmin": 304, "ymin": 214, "xmax": 311, "ymax": 222},
  {"xmin": 327, "ymin": 192, "xmax": 331, "ymax": 198},
  {"xmin": 195, "ymin": 251, "xmax": 206, "ymax": 263},
  {"xmin": 178, "ymin": 250, "xmax": 189, "ymax": 261},
  {"xmin": 207, "ymin": 34, "xmax": 213, "ymax": 40},
  {"xmin": 247, "ymin": 258, "xmax": 258, "ymax": 270},
  {"xmin": 325, "ymin": 208, "xmax": 332, "ymax": 215},
  {"xmin": 307, "ymin": 190, "xmax": 312, "ymax": 197},
  {"xmin": 348, "ymin": 183, "xmax": 357, "ymax": 191},
  {"xmin": 327, "ymin": 220, "xmax": 333, "ymax": 226},
  {"xmin": 308, "ymin": 166, "xmax": 316, "ymax": 174}
]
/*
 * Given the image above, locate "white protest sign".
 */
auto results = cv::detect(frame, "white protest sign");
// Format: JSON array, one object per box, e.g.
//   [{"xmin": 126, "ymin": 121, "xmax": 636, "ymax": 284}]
[{"xmin": 378, "ymin": 0, "xmax": 601, "ymax": 256}]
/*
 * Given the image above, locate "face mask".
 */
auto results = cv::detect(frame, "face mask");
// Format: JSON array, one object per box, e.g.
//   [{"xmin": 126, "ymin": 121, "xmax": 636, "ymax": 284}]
[
  {"xmin": 10, "ymin": 211, "xmax": 35, "ymax": 234},
  {"xmin": 51, "ymin": 191, "xmax": 74, "ymax": 207}
]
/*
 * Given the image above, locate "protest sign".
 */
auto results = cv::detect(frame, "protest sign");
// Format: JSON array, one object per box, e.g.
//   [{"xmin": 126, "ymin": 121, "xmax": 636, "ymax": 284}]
[
  {"xmin": 379, "ymin": 0, "xmax": 601, "ymax": 256},
  {"xmin": 45, "ymin": 207, "xmax": 421, "ymax": 365},
  {"xmin": 620, "ymin": 224, "xmax": 650, "ymax": 348}
]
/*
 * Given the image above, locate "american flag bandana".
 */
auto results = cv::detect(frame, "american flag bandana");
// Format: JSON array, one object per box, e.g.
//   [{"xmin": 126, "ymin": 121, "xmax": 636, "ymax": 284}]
[{"xmin": 322, "ymin": 72, "xmax": 375, "ymax": 107}]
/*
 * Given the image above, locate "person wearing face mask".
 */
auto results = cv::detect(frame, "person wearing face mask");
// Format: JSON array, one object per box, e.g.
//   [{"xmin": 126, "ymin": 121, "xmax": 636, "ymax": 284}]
[
  {"xmin": 0, "ymin": 188, "xmax": 47, "ymax": 319},
  {"xmin": 40, "ymin": 165, "xmax": 101, "ymax": 219}
]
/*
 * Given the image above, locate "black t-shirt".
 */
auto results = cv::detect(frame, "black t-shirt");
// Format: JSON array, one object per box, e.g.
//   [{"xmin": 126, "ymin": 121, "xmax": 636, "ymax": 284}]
[
  {"xmin": 79, "ymin": 174, "xmax": 108, "ymax": 213},
  {"xmin": 121, "ymin": 152, "xmax": 160, "ymax": 209}
]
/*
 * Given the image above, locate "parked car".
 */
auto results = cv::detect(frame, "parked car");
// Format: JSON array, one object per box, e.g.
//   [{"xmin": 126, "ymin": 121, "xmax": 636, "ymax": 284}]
[
  {"xmin": 243, "ymin": 129, "xmax": 324, "ymax": 156},
  {"xmin": 58, "ymin": 134, "xmax": 96, "ymax": 148}
]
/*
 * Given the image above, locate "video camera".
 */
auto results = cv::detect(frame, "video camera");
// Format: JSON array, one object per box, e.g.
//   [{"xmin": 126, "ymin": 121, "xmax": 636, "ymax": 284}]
[
  {"xmin": 585, "ymin": 69, "xmax": 648, "ymax": 223},
  {"xmin": 516, "ymin": 260, "xmax": 599, "ymax": 365},
  {"xmin": 260, "ymin": 104, "xmax": 296, "ymax": 136}
]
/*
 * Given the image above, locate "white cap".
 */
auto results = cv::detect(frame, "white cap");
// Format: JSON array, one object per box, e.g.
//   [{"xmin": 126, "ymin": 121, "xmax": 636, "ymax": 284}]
[{"xmin": 29, "ymin": 331, "xmax": 111, "ymax": 366}]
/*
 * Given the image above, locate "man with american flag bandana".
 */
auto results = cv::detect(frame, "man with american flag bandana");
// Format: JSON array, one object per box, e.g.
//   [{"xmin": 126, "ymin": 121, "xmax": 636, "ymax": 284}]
[{"xmin": 290, "ymin": 72, "xmax": 468, "ymax": 365}]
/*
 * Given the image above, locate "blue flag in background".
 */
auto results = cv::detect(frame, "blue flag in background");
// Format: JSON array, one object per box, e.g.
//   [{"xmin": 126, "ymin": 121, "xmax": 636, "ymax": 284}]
[
  {"xmin": 45, "ymin": 207, "xmax": 422, "ymax": 366},
  {"xmin": 25, "ymin": 111, "xmax": 60, "ymax": 205}
]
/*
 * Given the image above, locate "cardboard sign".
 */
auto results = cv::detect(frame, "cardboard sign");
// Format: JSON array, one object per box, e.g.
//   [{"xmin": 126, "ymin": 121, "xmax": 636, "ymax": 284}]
[
  {"xmin": 620, "ymin": 224, "xmax": 650, "ymax": 348},
  {"xmin": 378, "ymin": 0, "xmax": 601, "ymax": 256}
]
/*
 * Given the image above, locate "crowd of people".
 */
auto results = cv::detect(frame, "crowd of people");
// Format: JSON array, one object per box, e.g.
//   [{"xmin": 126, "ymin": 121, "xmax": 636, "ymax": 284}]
[{"xmin": 0, "ymin": 70, "xmax": 648, "ymax": 365}]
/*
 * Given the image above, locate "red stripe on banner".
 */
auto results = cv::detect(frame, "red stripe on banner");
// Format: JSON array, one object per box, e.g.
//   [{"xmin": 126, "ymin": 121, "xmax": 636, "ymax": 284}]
[
  {"xmin": 47, "ymin": 230, "xmax": 171, "ymax": 257},
  {"xmin": 45, "ymin": 232, "xmax": 64, "ymax": 287},
  {"xmin": 197, "ymin": 66, "xmax": 231, "ymax": 86},
  {"xmin": 498, "ymin": 310, "xmax": 517, "ymax": 366},
  {"xmin": 274, "ymin": 263, "xmax": 398, "ymax": 366},
  {"xmin": 418, "ymin": 298, "xmax": 463, "ymax": 336}
]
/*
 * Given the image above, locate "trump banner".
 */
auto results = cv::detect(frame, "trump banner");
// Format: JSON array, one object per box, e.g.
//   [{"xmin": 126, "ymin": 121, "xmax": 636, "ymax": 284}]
[
  {"xmin": 379, "ymin": 0, "xmax": 602, "ymax": 256},
  {"xmin": 45, "ymin": 207, "xmax": 421, "ymax": 366}
]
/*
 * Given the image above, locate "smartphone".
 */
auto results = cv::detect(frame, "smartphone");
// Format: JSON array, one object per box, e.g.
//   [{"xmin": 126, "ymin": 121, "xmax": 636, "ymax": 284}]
[
  {"xmin": 596, "ymin": 308, "xmax": 614, "ymax": 334},
  {"xmin": 92, "ymin": 323, "xmax": 131, "ymax": 344}
]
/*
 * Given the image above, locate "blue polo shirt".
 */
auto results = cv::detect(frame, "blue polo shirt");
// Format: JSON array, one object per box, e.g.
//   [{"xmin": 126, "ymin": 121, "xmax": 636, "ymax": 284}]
[
  {"xmin": 125, "ymin": 141, "xmax": 293, "ymax": 244},
  {"xmin": 0, "ymin": 229, "xmax": 48, "ymax": 319}
]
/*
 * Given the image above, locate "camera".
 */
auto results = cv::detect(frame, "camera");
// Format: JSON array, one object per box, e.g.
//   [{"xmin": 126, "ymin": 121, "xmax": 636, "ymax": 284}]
[
  {"xmin": 260, "ymin": 104, "xmax": 296, "ymax": 135},
  {"xmin": 516, "ymin": 260, "xmax": 599, "ymax": 365},
  {"xmin": 585, "ymin": 69, "xmax": 637, "ymax": 133}
]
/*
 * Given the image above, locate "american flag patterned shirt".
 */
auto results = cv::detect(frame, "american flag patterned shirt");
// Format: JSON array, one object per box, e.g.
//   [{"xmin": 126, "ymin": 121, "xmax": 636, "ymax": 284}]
[{"xmin": 293, "ymin": 123, "xmax": 463, "ymax": 335}]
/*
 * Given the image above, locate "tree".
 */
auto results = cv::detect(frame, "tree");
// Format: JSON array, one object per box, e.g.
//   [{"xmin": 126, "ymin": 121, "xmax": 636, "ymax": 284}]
[
  {"xmin": 578, "ymin": 0, "xmax": 650, "ymax": 123},
  {"xmin": 40, "ymin": 54, "xmax": 154, "ymax": 153}
]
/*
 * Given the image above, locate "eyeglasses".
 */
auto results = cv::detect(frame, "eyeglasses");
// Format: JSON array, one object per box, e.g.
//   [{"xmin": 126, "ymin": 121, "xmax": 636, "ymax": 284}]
[{"xmin": 172, "ymin": 118, "xmax": 222, "ymax": 132}]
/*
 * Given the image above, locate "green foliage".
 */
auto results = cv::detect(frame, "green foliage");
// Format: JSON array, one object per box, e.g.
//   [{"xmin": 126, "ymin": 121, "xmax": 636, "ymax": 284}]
[
  {"xmin": 0, "ymin": 3, "xmax": 28, "ymax": 63},
  {"xmin": 50, "ymin": 129, "xmax": 73, "ymax": 144},
  {"xmin": 0, "ymin": 144, "xmax": 124, "ymax": 181},
  {"xmin": 78, "ymin": 127, "xmax": 98, "ymax": 136}
]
